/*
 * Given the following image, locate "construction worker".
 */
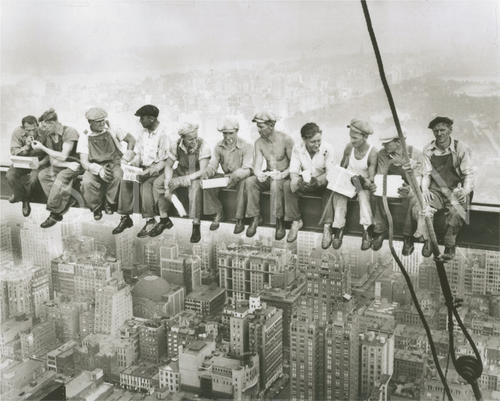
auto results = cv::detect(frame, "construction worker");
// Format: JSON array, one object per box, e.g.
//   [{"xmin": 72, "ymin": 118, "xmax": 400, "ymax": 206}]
[
  {"xmin": 152, "ymin": 122, "xmax": 211, "ymax": 242},
  {"xmin": 6, "ymin": 115, "xmax": 49, "ymax": 217},
  {"xmin": 202, "ymin": 117, "xmax": 253, "ymax": 232},
  {"xmin": 416, "ymin": 116, "xmax": 474, "ymax": 260},
  {"xmin": 284, "ymin": 122, "xmax": 334, "ymax": 243},
  {"xmin": 32, "ymin": 109, "xmax": 81, "ymax": 228},
  {"xmin": 245, "ymin": 112, "xmax": 294, "ymax": 240},
  {"xmin": 112, "ymin": 105, "xmax": 171, "ymax": 237},
  {"xmin": 320, "ymin": 119, "xmax": 378, "ymax": 250},
  {"xmin": 78, "ymin": 107, "xmax": 136, "ymax": 220},
  {"xmin": 370, "ymin": 132, "xmax": 423, "ymax": 255}
]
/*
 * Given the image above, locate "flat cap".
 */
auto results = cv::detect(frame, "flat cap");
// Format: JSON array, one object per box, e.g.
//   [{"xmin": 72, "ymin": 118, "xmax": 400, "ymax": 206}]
[
  {"xmin": 252, "ymin": 111, "xmax": 277, "ymax": 124},
  {"xmin": 134, "ymin": 104, "xmax": 159, "ymax": 118},
  {"xmin": 39, "ymin": 108, "xmax": 58, "ymax": 122},
  {"xmin": 217, "ymin": 117, "xmax": 240, "ymax": 133},
  {"xmin": 178, "ymin": 122, "xmax": 199, "ymax": 136},
  {"xmin": 428, "ymin": 116, "xmax": 453, "ymax": 129},
  {"xmin": 379, "ymin": 132, "xmax": 405, "ymax": 144},
  {"xmin": 347, "ymin": 119, "xmax": 373, "ymax": 136},
  {"xmin": 85, "ymin": 107, "xmax": 108, "ymax": 121}
]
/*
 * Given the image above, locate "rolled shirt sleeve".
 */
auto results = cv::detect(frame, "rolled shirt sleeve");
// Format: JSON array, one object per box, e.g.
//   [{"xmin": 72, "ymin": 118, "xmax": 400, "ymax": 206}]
[
  {"xmin": 458, "ymin": 142, "xmax": 474, "ymax": 193},
  {"xmin": 10, "ymin": 127, "xmax": 27, "ymax": 156},
  {"xmin": 289, "ymin": 145, "xmax": 302, "ymax": 176},
  {"xmin": 207, "ymin": 146, "xmax": 221, "ymax": 173},
  {"xmin": 167, "ymin": 140, "xmax": 178, "ymax": 162},
  {"xmin": 76, "ymin": 133, "xmax": 89, "ymax": 155}
]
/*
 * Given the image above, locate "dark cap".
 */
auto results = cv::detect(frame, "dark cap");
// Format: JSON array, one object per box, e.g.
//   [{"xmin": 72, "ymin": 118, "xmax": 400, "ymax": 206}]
[
  {"xmin": 428, "ymin": 116, "xmax": 453, "ymax": 129},
  {"xmin": 134, "ymin": 105, "xmax": 159, "ymax": 118},
  {"xmin": 39, "ymin": 108, "xmax": 58, "ymax": 122}
]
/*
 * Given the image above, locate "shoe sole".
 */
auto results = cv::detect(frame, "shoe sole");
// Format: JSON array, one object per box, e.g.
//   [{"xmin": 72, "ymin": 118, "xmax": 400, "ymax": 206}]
[{"xmin": 234, "ymin": 227, "xmax": 245, "ymax": 234}]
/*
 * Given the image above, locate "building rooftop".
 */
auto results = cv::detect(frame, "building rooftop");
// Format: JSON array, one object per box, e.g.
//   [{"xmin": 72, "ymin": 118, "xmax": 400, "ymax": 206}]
[
  {"xmin": 212, "ymin": 355, "xmax": 242, "ymax": 370},
  {"xmin": 47, "ymin": 340, "xmax": 77, "ymax": 356},
  {"xmin": 132, "ymin": 274, "xmax": 181, "ymax": 302},
  {"xmin": 122, "ymin": 363, "xmax": 158, "ymax": 379},
  {"xmin": 187, "ymin": 341, "xmax": 207, "ymax": 352},
  {"xmin": 185, "ymin": 285, "xmax": 225, "ymax": 302}
]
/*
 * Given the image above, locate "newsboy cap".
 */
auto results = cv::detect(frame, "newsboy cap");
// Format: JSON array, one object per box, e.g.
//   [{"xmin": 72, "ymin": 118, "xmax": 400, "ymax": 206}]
[
  {"xmin": 217, "ymin": 117, "xmax": 240, "ymax": 133},
  {"xmin": 178, "ymin": 122, "xmax": 199, "ymax": 136},
  {"xmin": 135, "ymin": 105, "xmax": 159, "ymax": 118},
  {"xmin": 38, "ymin": 108, "xmax": 58, "ymax": 122},
  {"xmin": 379, "ymin": 132, "xmax": 405, "ymax": 144},
  {"xmin": 252, "ymin": 112, "xmax": 277, "ymax": 124},
  {"xmin": 85, "ymin": 107, "xmax": 108, "ymax": 121},
  {"xmin": 347, "ymin": 119, "xmax": 373, "ymax": 136},
  {"xmin": 428, "ymin": 116, "xmax": 453, "ymax": 129}
]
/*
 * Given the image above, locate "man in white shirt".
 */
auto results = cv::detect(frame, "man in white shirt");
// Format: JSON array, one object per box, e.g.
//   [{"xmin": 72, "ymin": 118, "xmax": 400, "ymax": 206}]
[{"xmin": 284, "ymin": 122, "xmax": 334, "ymax": 243}]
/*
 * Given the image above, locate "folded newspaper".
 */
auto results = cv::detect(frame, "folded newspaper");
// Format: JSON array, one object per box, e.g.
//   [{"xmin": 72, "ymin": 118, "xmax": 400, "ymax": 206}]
[
  {"xmin": 11, "ymin": 155, "xmax": 39, "ymax": 169},
  {"xmin": 327, "ymin": 166, "xmax": 356, "ymax": 198},
  {"xmin": 201, "ymin": 176, "xmax": 229, "ymax": 189},
  {"xmin": 374, "ymin": 174, "xmax": 404, "ymax": 198},
  {"xmin": 121, "ymin": 164, "xmax": 143, "ymax": 182}
]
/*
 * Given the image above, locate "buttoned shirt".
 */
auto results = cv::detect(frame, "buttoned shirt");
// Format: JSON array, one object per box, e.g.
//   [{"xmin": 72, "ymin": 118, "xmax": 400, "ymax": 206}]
[
  {"xmin": 289, "ymin": 141, "xmax": 335, "ymax": 178},
  {"xmin": 422, "ymin": 137, "xmax": 474, "ymax": 192},
  {"xmin": 133, "ymin": 124, "xmax": 170, "ymax": 167},
  {"xmin": 10, "ymin": 126, "xmax": 46, "ymax": 158},
  {"xmin": 207, "ymin": 137, "xmax": 253, "ymax": 174}
]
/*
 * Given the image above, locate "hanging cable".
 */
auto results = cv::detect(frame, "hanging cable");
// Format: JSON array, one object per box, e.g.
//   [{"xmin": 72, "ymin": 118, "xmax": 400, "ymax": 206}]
[{"xmin": 360, "ymin": 1, "xmax": 483, "ymax": 400}]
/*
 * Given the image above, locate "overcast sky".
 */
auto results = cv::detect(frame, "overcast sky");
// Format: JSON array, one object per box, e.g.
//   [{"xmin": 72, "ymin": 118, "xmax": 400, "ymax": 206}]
[{"xmin": 1, "ymin": 0, "xmax": 499, "ymax": 76}]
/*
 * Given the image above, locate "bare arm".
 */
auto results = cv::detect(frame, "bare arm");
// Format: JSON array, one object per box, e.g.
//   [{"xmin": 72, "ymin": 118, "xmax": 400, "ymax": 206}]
[
  {"xmin": 163, "ymin": 158, "xmax": 175, "ymax": 189},
  {"xmin": 367, "ymin": 148, "xmax": 378, "ymax": 182},
  {"xmin": 123, "ymin": 133, "xmax": 136, "ymax": 150},
  {"xmin": 253, "ymin": 141, "xmax": 264, "ymax": 173},
  {"xmin": 189, "ymin": 158, "xmax": 209, "ymax": 181}
]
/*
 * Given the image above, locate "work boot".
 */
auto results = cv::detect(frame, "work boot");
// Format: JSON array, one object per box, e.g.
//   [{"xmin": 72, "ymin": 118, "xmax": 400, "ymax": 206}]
[
  {"xmin": 149, "ymin": 217, "xmax": 173, "ymax": 237},
  {"xmin": 112, "ymin": 215, "xmax": 133, "ymax": 234},
  {"xmin": 402, "ymin": 236, "xmax": 415, "ymax": 256},
  {"xmin": 361, "ymin": 226, "xmax": 373, "ymax": 251},
  {"xmin": 443, "ymin": 246, "xmax": 456, "ymax": 260},
  {"xmin": 332, "ymin": 227, "xmax": 344, "ymax": 249},
  {"xmin": 275, "ymin": 218, "xmax": 286, "ymax": 241},
  {"xmin": 93, "ymin": 208, "xmax": 103, "ymax": 221},
  {"xmin": 22, "ymin": 201, "xmax": 31, "ymax": 217},
  {"xmin": 233, "ymin": 219, "xmax": 245, "ymax": 234},
  {"xmin": 371, "ymin": 232, "xmax": 385, "ymax": 251},
  {"xmin": 210, "ymin": 212, "xmax": 223, "ymax": 231},
  {"xmin": 137, "ymin": 218, "xmax": 157, "ymax": 238},
  {"xmin": 246, "ymin": 216, "xmax": 260, "ymax": 238},
  {"xmin": 287, "ymin": 219, "xmax": 303, "ymax": 243},
  {"xmin": 422, "ymin": 240, "xmax": 433, "ymax": 258},
  {"xmin": 104, "ymin": 202, "xmax": 116, "ymax": 215},
  {"xmin": 321, "ymin": 225, "xmax": 332, "ymax": 249},
  {"xmin": 40, "ymin": 213, "xmax": 63, "ymax": 228},
  {"xmin": 8, "ymin": 195, "xmax": 18, "ymax": 203},
  {"xmin": 190, "ymin": 223, "xmax": 201, "ymax": 243}
]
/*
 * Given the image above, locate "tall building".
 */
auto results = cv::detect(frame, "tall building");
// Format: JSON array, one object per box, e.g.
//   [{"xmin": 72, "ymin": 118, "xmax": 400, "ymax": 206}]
[
  {"xmin": 20, "ymin": 320, "xmax": 58, "ymax": 359},
  {"xmin": 0, "ymin": 224, "xmax": 13, "ymax": 266},
  {"xmin": 115, "ymin": 229, "xmax": 136, "ymax": 267},
  {"xmin": 144, "ymin": 238, "xmax": 165, "ymax": 275},
  {"xmin": 94, "ymin": 280, "xmax": 133, "ymax": 337},
  {"xmin": 296, "ymin": 231, "xmax": 319, "ymax": 269},
  {"xmin": 31, "ymin": 266, "xmax": 50, "ymax": 318},
  {"xmin": 392, "ymin": 240, "xmax": 422, "ymax": 276},
  {"xmin": 192, "ymin": 237, "xmax": 216, "ymax": 274},
  {"xmin": 160, "ymin": 247, "xmax": 201, "ymax": 295},
  {"xmin": 138, "ymin": 320, "xmax": 166, "ymax": 363},
  {"xmin": 81, "ymin": 221, "xmax": 116, "ymax": 257},
  {"xmin": 2, "ymin": 266, "xmax": 33, "ymax": 317},
  {"xmin": 248, "ymin": 301, "xmax": 283, "ymax": 390},
  {"xmin": 229, "ymin": 307, "xmax": 250, "ymax": 356}
]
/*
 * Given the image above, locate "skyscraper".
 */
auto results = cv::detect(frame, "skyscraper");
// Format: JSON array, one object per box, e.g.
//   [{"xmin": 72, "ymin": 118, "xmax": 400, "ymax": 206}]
[
  {"xmin": 20, "ymin": 219, "xmax": 63, "ymax": 272},
  {"xmin": 94, "ymin": 280, "xmax": 133, "ymax": 337}
]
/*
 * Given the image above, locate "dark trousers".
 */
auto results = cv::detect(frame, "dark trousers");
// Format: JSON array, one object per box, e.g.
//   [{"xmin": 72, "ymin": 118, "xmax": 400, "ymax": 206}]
[
  {"xmin": 6, "ymin": 167, "xmax": 39, "ymax": 202},
  {"xmin": 245, "ymin": 176, "xmax": 285, "ymax": 220},
  {"xmin": 81, "ymin": 162, "xmax": 122, "ymax": 212},
  {"xmin": 118, "ymin": 173, "xmax": 160, "ymax": 218},
  {"xmin": 203, "ymin": 175, "xmax": 246, "ymax": 219},
  {"xmin": 372, "ymin": 194, "xmax": 417, "ymax": 237},
  {"xmin": 39, "ymin": 166, "xmax": 81, "ymax": 214},
  {"xmin": 283, "ymin": 178, "xmax": 329, "ymax": 221}
]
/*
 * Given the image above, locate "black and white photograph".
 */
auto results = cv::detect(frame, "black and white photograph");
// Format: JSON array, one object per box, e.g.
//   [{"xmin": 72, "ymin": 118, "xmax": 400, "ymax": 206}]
[{"xmin": 0, "ymin": 0, "xmax": 499, "ymax": 400}]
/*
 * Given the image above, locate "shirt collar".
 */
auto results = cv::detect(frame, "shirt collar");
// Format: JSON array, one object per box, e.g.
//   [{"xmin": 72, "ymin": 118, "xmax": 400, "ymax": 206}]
[
  {"xmin": 219, "ymin": 137, "xmax": 243, "ymax": 150},
  {"xmin": 299, "ymin": 141, "xmax": 323, "ymax": 158},
  {"xmin": 429, "ymin": 137, "xmax": 456, "ymax": 153},
  {"xmin": 179, "ymin": 137, "xmax": 200, "ymax": 154}
]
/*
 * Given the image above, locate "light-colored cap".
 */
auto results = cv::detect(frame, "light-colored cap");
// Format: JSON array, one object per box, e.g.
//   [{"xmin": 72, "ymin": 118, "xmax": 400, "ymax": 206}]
[
  {"xmin": 85, "ymin": 107, "xmax": 108, "ymax": 121},
  {"xmin": 347, "ymin": 119, "xmax": 373, "ymax": 136},
  {"xmin": 379, "ymin": 132, "xmax": 405, "ymax": 144},
  {"xmin": 252, "ymin": 111, "xmax": 277, "ymax": 124},
  {"xmin": 217, "ymin": 117, "xmax": 240, "ymax": 133},
  {"xmin": 178, "ymin": 122, "xmax": 199, "ymax": 136}
]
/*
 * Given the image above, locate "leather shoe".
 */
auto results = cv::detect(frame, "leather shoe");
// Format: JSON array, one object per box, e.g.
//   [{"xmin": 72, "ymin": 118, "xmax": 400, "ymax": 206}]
[
  {"xmin": 137, "ymin": 218, "xmax": 156, "ymax": 238},
  {"xmin": 190, "ymin": 223, "xmax": 201, "ymax": 243},
  {"xmin": 112, "ymin": 215, "xmax": 133, "ymax": 235},
  {"xmin": 8, "ymin": 195, "xmax": 18, "ymax": 204},
  {"xmin": 332, "ymin": 227, "xmax": 344, "ymax": 249},
  {"xmin": 149, "ymin": 218, "xmax": 173, "ymax": 237},
  {"xmin": 371, "ymin": 232, "xmax": 385, "ymax": 251},
  {"xmin": 422, "ymin": 240, "xmax": 433, "ymax": 257},
  {"xmin": 40, "ymin": 213, "xmax": 62, "ymax": 228},
  {"xmin": 104, "ymin": 203, "xmax": 116, "ymax": 215},
  {"xmin": 287, "ymin": 219, "xmax": 303, "ymax": 243},
  {"xmin": 93, "ymin": 208, "xmax": 103, "ymax": 221},
  {"xmin": 321, "ymin": 225, "xmax": 332, "ymax": 249},
  {"xmin": 246, "ymin": 216, "xmax": 260, "ymax": 238},
  {"xmin": 234, "ymin": 219, "xmax": 245, "ymax": 234},
  {"xmin": 210, "ymin": 212, "xmax": 223, "ymax": 231},
  {"xmin": 402, "ymin": 236, "xmax": 415, "ymax": 256},
  {"xmin": 443, "ymin": 246, "xmax": 456, "ymax": 260},
  {"xmin": 361, "ymin": 226, "xmax": 372, "ymax": 251},
  {"xmin": 22, "ymin": 201, "xmax": 31, "ymax": 217},
  {"xmin": 275, "ymin": 218, "xmax": 286, "ymax": 241}
]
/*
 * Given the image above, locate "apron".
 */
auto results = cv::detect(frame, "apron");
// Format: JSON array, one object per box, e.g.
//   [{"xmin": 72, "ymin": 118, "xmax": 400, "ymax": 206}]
[
  {"xmin": 430, "ymin": 153, "xmax": 461, "ymax": 191},
  {"xmin": 176, "ymin": 138, "xmax": 202, "ymax": 176}
]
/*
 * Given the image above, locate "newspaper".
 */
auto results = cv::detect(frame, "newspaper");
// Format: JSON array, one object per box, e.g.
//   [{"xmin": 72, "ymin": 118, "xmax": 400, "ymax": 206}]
[
  {"xmin": 121, "ymin": 164, "xmax": 144, "ymax": 182},
  {"xmin": 326, "ymin": 166, "xmax": 357, "ymax": 198},
  {"xmin": 374, "ymin": 174, "xmax": 404, "ymax": 198},
  {"xmin": 10, "ymin": 155, "xmax": 39, "ymax": 169}
]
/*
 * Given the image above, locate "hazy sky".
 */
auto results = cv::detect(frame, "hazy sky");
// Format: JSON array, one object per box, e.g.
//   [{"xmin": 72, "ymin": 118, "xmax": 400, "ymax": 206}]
[{"xmin": 1, "ymin": 0, "xmax": 499, "ymax": 75}]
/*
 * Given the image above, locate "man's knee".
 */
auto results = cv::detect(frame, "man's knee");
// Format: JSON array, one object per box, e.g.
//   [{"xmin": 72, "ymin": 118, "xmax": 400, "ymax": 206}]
[
  {"xmin": 153, "ymin": 175, "xmax": 165, "ymax": 193},
  {"xmin": 6, "ymin": 167, "xmax": 18, "ymax": 184},
  {"xmin": 245, "ymin": 175, "xmax": 259, "ymax": 190}
]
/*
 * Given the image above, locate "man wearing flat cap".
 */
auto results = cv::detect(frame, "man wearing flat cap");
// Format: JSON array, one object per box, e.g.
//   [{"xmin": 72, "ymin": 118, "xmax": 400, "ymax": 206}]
[
  {"xmin": 244, "ymin": 112, "xmax": 294, "ymax": 240},
  {"xmin": 320, "ymin": 119, "xmax": 378, "ymax": 250},
  {"xmin": 284, "ymin": 122, "xmax": 335, "ymax": 243},
  {"xmin": 6, "ymin": 115, "xmax": 49, "ymax": 217},
  {"xmin": 370, "ymin": 132, "xmax": 424, "ymax": 254},
  {"xmin": 202, "ymin": 117, "xmax": 253, "ymax": 232},
  {"xmin": 414, "ymin": 116, "xmax": 474, "ymax": 260},
  {"xmin": 31, "ymin": 108, "xmax": 82, "ymax": 227},
  {"xmin": 152, "ymin": 122, "xmax": 211, "ymax": 242},
  {"xmin": 78, "ymin": 107, "xmax": 136, "ymax": 221},
  {"xmin": 113, "ymin": 105, "xmax": 171, "ymax": 237}
]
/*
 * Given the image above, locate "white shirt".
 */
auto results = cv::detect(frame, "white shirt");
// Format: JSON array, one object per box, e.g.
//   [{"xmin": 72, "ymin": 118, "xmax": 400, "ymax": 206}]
[
  {"xmin": 289, "ymin": 141, "xmax": 335, "ymax": 178},
  {"xmin": 133, "ymin": 124, "xmax": 171, "ymax": 167}
]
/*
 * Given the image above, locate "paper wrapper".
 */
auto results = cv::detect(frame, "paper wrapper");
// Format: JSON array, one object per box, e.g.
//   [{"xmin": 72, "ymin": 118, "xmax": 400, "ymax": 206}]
[
  {"xmin": 327, "ymin": 166, "xmax": 356, "ymax": 198},
  {"xmin": 201, "ymin": 176, "xmax": 229, "ymax": 189},
  {"xmin": 11, "ymin": 156, "xmax": 39, "ymax": 170},
  {"xmin": 374, "ymin": 174, "xmax": 404, "ymax": 198}
]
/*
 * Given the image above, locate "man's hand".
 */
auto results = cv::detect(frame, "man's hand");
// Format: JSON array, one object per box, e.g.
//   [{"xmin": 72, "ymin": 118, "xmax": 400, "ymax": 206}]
[
  {"xmin": 269, "ymin": 170, "xmax": 285, "ymax": 181},
  {"xmin": 25, "ymin": 136, "xmax": 34, "ymax": 146},
  {"xmin": 202, "ymin": 166, "xmax": 216, "ymax": 180},
  {"xmin": 31, "ymin": 140, "xmax": 44, "ymax": 151},
  {"xmin": 422, "ymin": 188, "xmax": 434, "ymax": 204},
  {"xmin": 67, "ymin": 162, "xmax": 80, "ymax": 172},
  {"xmin": 315, "ymin": 174, "xmax": 327, "ymax": 187},
  {"xmin": 290, "ymin": 176, "xmax": 301, "ymax": 193},
  {"xmin": 402, "ymin": 158, "xmax": 419, "ymax": 171},
  {"xmin": 256, "ymin": 172, "xmax": 268, "ymax": 183},
  {"xmin": 99, "ymin": 166, "xmax": 113, "ymax": 183},
  {"xmin": 168, "ymin": 176, "xmax": 191, "ymax": 191},
  {"xmin": 364, "ymin": 179, "xmax": 377, "ymax": 193},
  {"xmin": 122, "ymin": 150, "xmax": 135, "ymax": 163},
  {"xmin": 136, "ymin": 169, "xmax": 150, "ymax": 183},
  {"xmin": 453, "ymin": 187, "xmax": 467, "ymax": 204},
  {"xmin": 397, "ymin": 184, "xmax": 410, "ymax": 198}
]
